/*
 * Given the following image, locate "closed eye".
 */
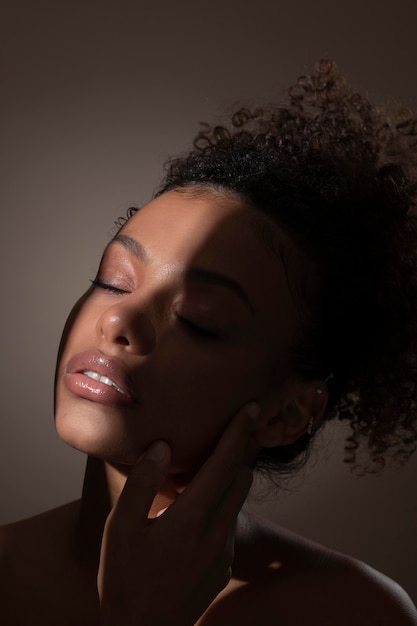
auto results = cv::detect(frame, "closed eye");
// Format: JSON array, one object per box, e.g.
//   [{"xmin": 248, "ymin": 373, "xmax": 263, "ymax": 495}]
[
  {"xmin": 90, "ymin": 279, "xmax": 129, "ymax": 295},
  {"xmin": 176, "ymin": 314, "xmax": 220, "ymax": 339}
]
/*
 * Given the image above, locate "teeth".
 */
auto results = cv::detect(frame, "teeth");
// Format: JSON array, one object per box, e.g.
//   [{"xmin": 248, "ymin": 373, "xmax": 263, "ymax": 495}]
[{"xmin": 83, "ymin": 370, "xmax": 125, "ymax": 394}]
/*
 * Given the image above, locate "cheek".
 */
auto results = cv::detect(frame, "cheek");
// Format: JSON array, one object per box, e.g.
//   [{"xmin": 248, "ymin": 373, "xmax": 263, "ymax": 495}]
[
  {"xmin": 56, "ymin": 292, "xmax": 97, "ymax": 368},
  {"xmin": 154, "ymin": 341, "xmax": 257, "ymax": 412},
  {"xmin": 54, "ymin": 300, "xmax": 101, "ymax": 427},
  {"xmin": 146, "ymin": 343, "xmax": 258, "ymax": 470}
]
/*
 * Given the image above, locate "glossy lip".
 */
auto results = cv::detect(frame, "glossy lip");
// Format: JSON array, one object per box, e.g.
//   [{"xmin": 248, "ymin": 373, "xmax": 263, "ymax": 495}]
[{"xmin": 63, "ymin": 349, "xmax": 138, "ymax": 407}]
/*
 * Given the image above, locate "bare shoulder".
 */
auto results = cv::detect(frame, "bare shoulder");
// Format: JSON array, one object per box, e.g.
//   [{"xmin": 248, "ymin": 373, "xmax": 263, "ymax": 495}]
[
  {"xmin": 331, "ymin": 555, "xmax": 417, "ymax": 625},
  {"xmin": 294, "ymin": 544, "xmax": 417, "ymax": 626},
  {"xmin": 0, "ymin": 501, "xmax": 80, "ymax": 556},
  {"xmin": 200, "ymin": 511, "xmax": 417, "ymax": 626},
  {"xmin": 0, "ymin": 502, "xmax": 82, "ymax": 623},
  {"xmin": 247, "ymin": 511, "xmax": 417, "ymax": 625}
]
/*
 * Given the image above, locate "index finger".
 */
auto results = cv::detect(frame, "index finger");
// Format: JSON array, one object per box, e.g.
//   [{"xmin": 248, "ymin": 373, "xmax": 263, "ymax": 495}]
[{"xmin": 111, "ymin": 440, "xmax": 172, "ymax": 526}]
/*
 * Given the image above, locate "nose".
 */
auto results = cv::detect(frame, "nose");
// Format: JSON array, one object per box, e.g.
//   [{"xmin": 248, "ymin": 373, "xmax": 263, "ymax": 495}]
[{"xmin": 96, "ymin": 295, "xmax": 156, "ymax": 356}]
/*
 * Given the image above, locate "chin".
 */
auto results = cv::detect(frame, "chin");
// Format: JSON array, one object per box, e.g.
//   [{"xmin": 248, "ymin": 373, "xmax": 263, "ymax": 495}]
[
  {"xmin": 55, "ymin": 408, "xmax": 141, "ymax": 465},
  {"xmin": 54, "ymin": 395, "xmax": 219, "ymax": 473}
]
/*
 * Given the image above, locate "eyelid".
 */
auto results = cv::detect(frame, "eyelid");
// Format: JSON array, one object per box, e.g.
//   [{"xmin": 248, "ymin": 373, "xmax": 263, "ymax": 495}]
[
  {"xmin": 90, "ymin": 278, "xmax": 129, "ymax": 295},
  {"xmin": 175, "ymin": 313, "xmax": 221, "ymax": 339}
]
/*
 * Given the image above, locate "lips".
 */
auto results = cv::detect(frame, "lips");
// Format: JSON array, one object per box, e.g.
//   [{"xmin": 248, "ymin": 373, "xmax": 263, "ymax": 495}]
[{"xmin": 63, "ymin": 349, "xmax": 138, "ymax": 406}]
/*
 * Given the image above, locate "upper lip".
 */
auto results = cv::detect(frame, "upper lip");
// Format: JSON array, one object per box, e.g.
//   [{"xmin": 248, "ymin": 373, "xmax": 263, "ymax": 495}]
[{"xmin": 65, "ymin": 349, "xmax": 138, "ymax": 403}]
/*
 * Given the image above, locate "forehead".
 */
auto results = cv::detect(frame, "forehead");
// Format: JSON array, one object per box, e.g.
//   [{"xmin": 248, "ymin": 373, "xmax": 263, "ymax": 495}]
[
  {"xmin": 121, "ymin": 189, "xmax": 273, "ymax": 268},
  {"xmin": 120, "ymin": 189, "xmax": 297, "ymax": 330}
]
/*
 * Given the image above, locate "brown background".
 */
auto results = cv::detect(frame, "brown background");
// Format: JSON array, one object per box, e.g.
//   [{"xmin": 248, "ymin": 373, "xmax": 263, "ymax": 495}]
[{"xmin": 1, "ymin": 0, "xmax": 416, "ymax": 604}]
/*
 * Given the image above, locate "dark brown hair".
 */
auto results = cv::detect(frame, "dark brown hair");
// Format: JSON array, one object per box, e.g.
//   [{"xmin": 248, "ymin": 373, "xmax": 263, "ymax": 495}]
[{"xmin": 153, "ymin": 60, "xmax": 417, "ymax": 474}]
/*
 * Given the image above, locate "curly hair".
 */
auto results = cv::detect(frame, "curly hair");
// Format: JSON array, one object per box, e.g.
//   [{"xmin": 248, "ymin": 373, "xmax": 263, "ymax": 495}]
[{"xmin": 150, "ymin": 60, "xmax": 417, "ymax": 474}]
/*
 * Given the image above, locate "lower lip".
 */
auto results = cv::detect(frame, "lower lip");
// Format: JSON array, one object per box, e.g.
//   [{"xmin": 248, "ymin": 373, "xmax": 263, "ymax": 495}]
[{"xmin": 63, "ymin": 372, "xmax": 134, "ymax": 407}]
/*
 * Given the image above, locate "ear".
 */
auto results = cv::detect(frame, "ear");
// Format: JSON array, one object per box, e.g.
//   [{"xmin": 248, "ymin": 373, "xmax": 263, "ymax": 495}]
[{"xmin": 253, "ymin": 381, "xmax": 329, "ymax": 448}]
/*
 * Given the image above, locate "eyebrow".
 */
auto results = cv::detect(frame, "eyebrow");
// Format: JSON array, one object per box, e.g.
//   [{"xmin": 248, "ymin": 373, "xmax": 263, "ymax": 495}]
[
  {"xmin": 186, "ymin": 268, "xmax": 255, "ymax": 317},
  {"xmin": 110, "ymin": 233, "xmax": 150, "ymax": 263},
  {"xmin": 110, "ymin": 233, "xmax": 254, "ymax": 316}
]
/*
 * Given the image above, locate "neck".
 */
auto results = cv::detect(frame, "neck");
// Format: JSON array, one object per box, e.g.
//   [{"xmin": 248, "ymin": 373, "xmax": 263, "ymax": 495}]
[
  {"xmin": 75, "ymin": 456, "xmax": 111, "ymax": 563},
  {"xmin": 75, "ymin": 455, "xmax": 182, "ymax": 563}
]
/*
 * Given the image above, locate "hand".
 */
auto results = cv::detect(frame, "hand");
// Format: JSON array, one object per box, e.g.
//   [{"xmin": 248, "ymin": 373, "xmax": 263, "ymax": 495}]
[{"xmin": 98, "ymin": 402, "xmax": 259, "ymax": 626}]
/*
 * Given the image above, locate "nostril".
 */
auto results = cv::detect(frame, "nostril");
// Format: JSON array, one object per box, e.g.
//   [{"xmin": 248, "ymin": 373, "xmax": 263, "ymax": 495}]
[
  {"xmin": 98, "ymin": 310, "xmax": 156, "ymax": 355},
  {"xmin": 116, "ymin": 336, "xmax": 130, "ymax": 346}
]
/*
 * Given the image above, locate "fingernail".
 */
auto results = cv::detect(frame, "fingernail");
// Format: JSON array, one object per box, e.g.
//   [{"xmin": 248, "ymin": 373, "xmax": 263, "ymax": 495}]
[
  {"xmin": 246, "ymin": 402, "xmax": 260, "ymax": 422},
  {"xmin": 144, "ymin": 440, "xmax": 169, "ymax": 462},
  {"xmin": 156, "ymin": 506, "xmax": 168, "ymax": 517}
]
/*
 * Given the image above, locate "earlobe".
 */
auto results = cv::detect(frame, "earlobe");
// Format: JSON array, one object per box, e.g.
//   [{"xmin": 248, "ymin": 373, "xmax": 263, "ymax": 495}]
[{"xmin": 254, "ymin": 382, "xmax": 329, "ymax": 448}]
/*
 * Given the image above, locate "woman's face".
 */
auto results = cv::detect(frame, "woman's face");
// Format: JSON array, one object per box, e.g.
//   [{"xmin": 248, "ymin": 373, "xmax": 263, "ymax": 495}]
[{"xmin": 55, "ymin": 188, "xmax": 297, "ymax": 473}]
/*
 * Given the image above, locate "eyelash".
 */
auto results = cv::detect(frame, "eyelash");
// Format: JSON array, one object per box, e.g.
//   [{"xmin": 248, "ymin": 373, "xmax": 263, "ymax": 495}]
[
  {"xmin": 90, "ymin": 279, "xmax": 128, "ymax": 295},
  {"xmin": 176, "ymin": 314, "xmax": 219, "ymax": 340},
  {"xmin": 91, "ymin": 278, "xmax": 220, "ymax": 340}
]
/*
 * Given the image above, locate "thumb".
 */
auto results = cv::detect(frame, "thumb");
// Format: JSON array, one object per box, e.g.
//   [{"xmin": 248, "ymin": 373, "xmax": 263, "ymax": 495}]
[{"xmin": 113, "ymin": 440, "xmax": 172, "ymax": 524}]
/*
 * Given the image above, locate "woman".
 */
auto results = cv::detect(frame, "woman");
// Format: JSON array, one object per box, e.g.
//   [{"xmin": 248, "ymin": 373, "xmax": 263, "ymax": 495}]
[{"xmin": 1, "ymin": 60, "xmax": 417, "ymax": 625}]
